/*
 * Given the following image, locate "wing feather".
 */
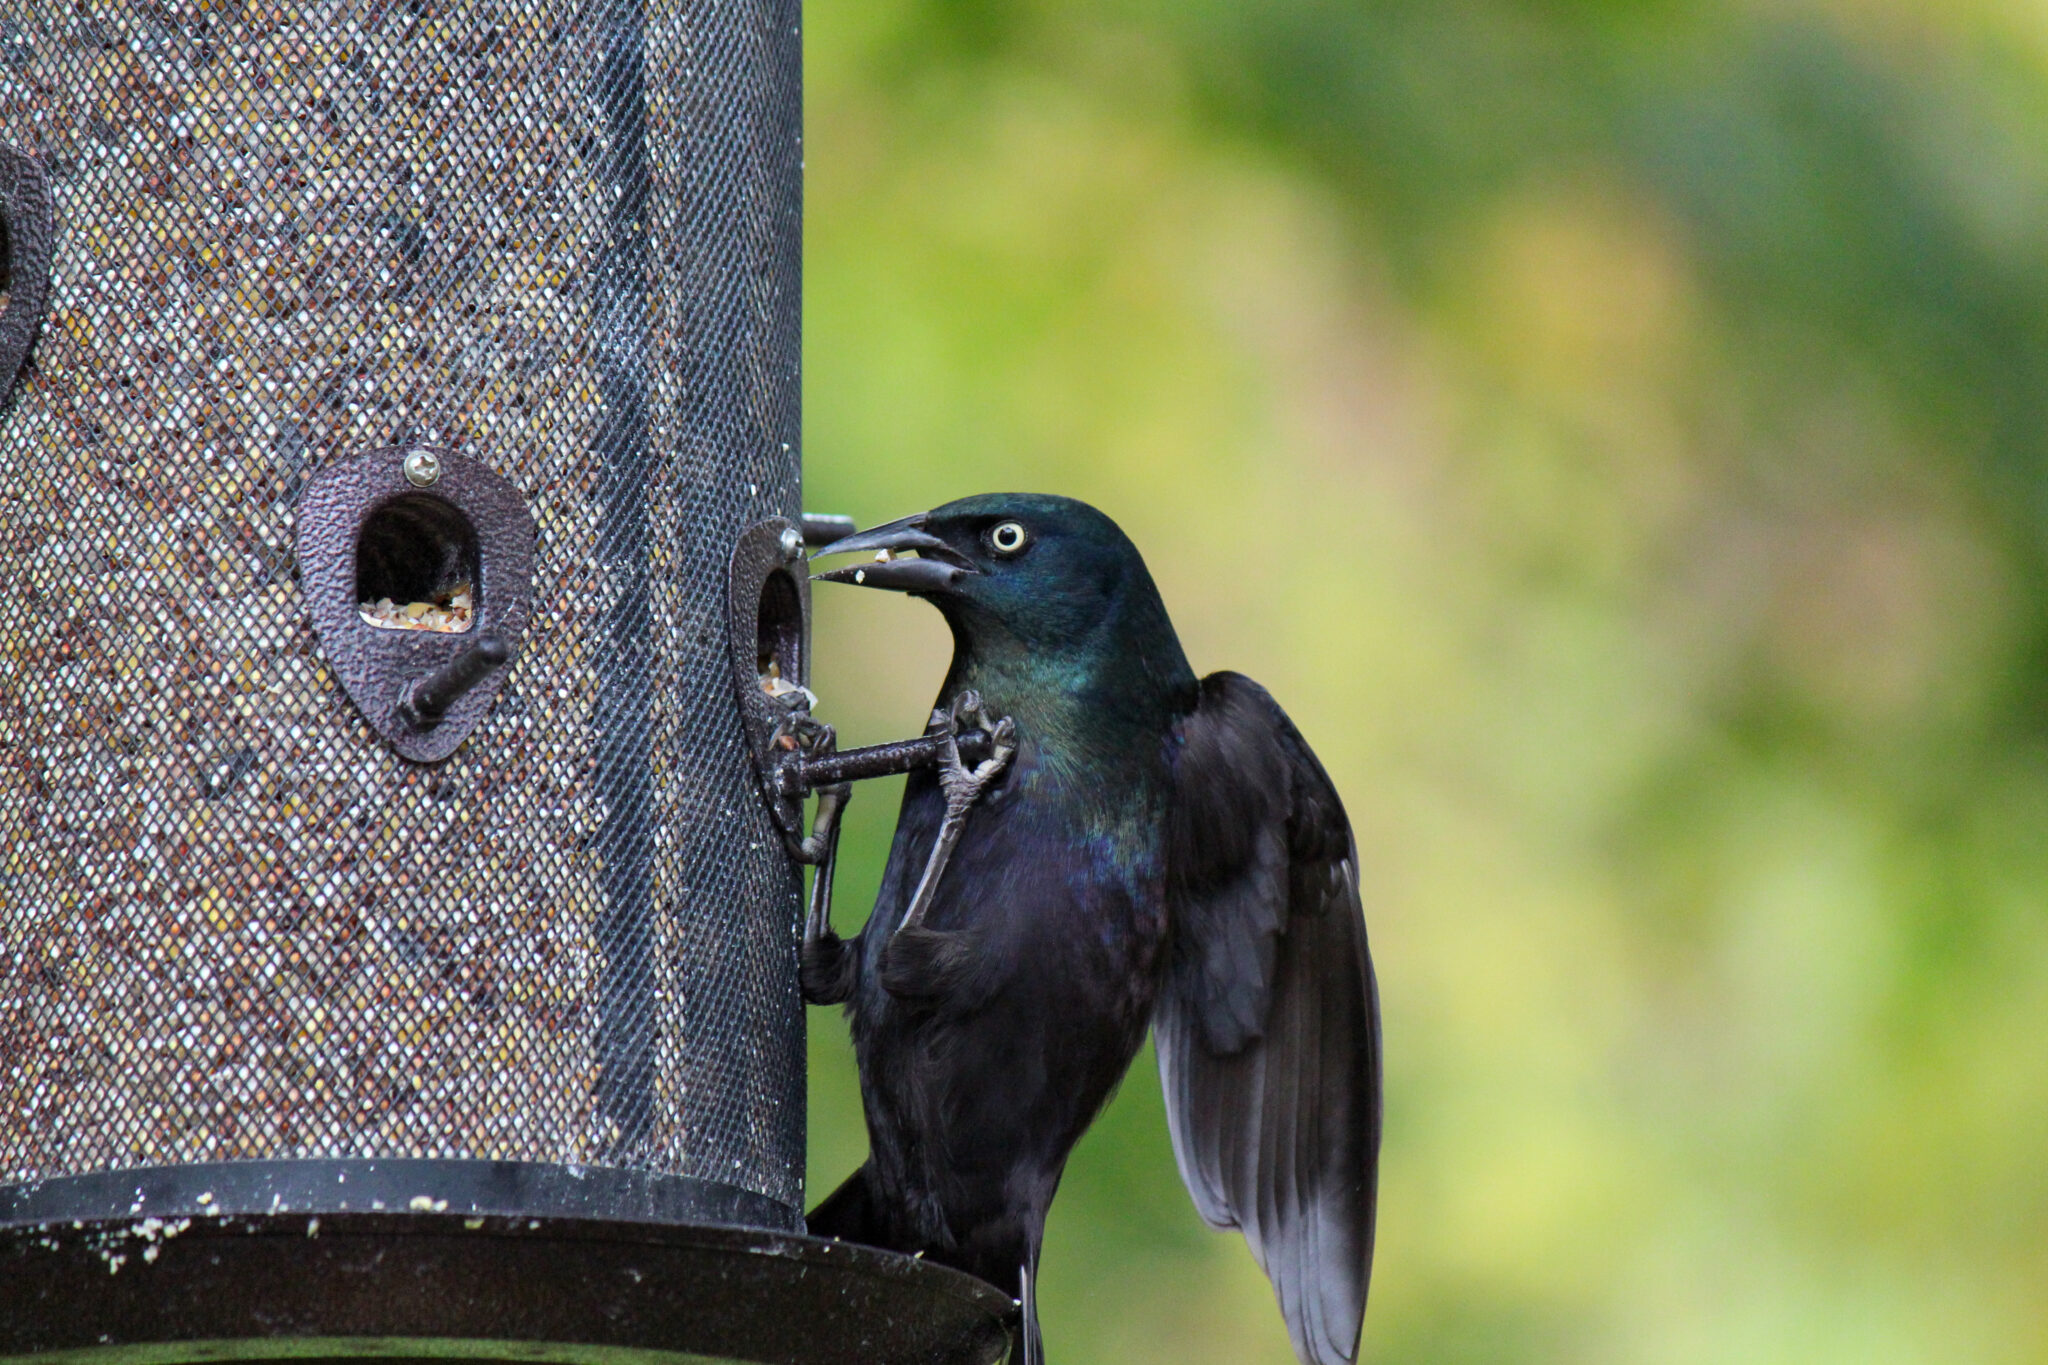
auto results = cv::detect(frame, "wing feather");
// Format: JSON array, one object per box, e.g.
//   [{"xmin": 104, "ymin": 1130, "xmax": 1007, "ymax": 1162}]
[{"xmin": 1157, "ymin": 672, "xmax": 1382, "ymax": 1365}]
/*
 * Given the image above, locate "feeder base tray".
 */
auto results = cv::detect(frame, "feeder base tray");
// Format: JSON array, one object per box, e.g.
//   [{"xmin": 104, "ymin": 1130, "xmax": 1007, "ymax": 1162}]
[{"xmin": 0, "ymin": 1213, "xmax": 1015, "ymax": 1365}]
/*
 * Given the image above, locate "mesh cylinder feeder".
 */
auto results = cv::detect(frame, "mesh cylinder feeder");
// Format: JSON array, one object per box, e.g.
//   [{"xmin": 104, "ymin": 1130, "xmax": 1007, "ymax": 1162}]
[{"xmin": 0, "ymin": 6, "xmax": 1010, "ymax": 1362}]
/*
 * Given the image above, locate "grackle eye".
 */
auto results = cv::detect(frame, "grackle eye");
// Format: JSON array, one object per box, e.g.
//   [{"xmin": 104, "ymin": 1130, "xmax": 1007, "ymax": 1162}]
[{"xmin": 988, "ymin": 522, "xmax": 1028, "ymax": 555}]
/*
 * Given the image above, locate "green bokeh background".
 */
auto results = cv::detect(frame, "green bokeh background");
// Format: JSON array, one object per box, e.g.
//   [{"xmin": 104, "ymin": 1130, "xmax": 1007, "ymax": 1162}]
[{"xmin": 796, "ymin": 2, "xmax": 2048, "ymax": 1361}]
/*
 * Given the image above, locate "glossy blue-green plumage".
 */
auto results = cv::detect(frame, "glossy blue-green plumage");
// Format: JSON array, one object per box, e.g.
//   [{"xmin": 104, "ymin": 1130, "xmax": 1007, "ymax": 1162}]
[{"xmin": 805, "ymin": 494, "xmax": 1379, "ymax": 1365}]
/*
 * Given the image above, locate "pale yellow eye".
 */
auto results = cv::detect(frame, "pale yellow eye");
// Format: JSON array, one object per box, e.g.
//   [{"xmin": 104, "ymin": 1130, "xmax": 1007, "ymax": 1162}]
[{"xmin": 989, "ymin": 521, "xmax": 1028, "ymax": 555}]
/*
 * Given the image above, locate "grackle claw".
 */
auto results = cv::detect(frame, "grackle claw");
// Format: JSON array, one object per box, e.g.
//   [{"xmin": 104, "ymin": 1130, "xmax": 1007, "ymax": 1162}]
[
  {"xmin": 933, "ymin": 690, "xmax": 1018, "ymax": 822},
  {"xmin": 895, "ymin": 690, "xmax": 1016, "ymax": 935}
]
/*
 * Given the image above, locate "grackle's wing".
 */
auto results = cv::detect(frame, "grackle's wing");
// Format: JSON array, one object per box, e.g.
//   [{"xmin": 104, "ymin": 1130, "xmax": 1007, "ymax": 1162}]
[{"xmin": 1155, "ymin": 671, "xmax": 1381, "ymax": 1365}]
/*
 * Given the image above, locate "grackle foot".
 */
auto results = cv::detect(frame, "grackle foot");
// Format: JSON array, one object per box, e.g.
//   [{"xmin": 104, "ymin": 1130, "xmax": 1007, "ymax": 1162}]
[
  {"xmin": 895, "ymin": 691, "xmax": 1016, "ymax": 936},
  {"xmin": 932, "ymin": 690, "xmax": 1018, "ymax": 823},
  {"xmin": 801, "ymin": 927, "xmax": 858, "ymax": 1005}
]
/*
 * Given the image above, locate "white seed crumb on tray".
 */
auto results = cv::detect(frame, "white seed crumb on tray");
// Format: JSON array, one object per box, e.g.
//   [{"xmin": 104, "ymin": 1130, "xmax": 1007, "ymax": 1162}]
[
  {"xmin": 360, "ymin": 585, "xmax": 474, "ymax": 633},
  {"xmin": 760, "ymin": 660, "xmax": 819, "ymax": 709}
]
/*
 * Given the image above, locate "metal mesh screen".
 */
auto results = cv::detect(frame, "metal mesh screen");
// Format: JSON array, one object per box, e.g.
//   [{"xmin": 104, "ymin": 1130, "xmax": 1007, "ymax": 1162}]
[{"xmin": 0, "ymin": 1, "xmax": 805, "ymax": 1213}]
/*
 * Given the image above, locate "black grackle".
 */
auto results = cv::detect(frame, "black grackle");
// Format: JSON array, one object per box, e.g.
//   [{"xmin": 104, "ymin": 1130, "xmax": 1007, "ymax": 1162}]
[{"xmin": 804, "ymin": 494, "xmax": 1381, "ymax": 1365}]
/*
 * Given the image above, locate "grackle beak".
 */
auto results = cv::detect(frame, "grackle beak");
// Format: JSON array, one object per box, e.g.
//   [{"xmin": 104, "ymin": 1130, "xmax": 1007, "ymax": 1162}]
[{"xmin": 810, "ymin": 513, "xmax": 978, "ymax": 594}]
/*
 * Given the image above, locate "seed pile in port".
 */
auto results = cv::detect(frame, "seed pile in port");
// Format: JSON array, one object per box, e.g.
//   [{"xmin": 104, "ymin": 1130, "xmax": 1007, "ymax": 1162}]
[{"xmin": 361, "ymin": 585, "xmax": 473, "ymax": 634}]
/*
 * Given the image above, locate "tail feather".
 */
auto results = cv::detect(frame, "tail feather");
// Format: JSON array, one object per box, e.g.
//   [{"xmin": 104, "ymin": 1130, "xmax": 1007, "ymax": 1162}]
[
  {"xmin": 1013, "ymin": 1256, "xmax": 1042, "ymax": 1365},
  {"xmin": 812, "ymin": 1166, "xmax": 1043, "ymax": 1363},
  {"xmin": 806, "ymin": 1163, "xmax": 885, "ymax": 1245}
]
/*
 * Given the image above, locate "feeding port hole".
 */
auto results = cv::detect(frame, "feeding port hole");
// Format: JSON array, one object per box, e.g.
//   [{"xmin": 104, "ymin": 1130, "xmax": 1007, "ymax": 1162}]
[
  {"xmin": 356, "ymin": 494, "xmax": 479, "ymax": 633},
  {"xmin": 757, "ymin": 567, "xmax": 805, "ymax": 702}
]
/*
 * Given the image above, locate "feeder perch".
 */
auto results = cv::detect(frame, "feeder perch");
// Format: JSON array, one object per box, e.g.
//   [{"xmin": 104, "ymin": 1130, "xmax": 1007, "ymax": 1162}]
[{"xmin": 0, "ymin": 6, "xmax": 1013, "ymax": 1362}]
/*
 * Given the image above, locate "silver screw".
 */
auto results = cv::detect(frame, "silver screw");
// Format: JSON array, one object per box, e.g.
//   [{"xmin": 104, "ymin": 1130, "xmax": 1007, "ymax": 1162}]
[
  {"xmin": 779, "ymin": 526, "xmax": 806, "ymax": 562},
  {"xmin": 402, "ymin": 449, "xmax": 442, "ymax": 488}
]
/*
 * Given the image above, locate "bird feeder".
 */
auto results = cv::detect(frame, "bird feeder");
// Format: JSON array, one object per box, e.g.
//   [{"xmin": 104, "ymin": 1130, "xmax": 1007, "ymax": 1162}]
[{"xmin": 0, "ymin": 6, "xmax": 1010, "ymax": 1361}]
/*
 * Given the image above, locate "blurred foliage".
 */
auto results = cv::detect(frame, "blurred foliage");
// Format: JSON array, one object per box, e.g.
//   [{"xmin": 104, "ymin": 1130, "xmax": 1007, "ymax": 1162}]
[{"xmin": 798, "ymin": 1, "xmax": 2048, "ymax": 1361}]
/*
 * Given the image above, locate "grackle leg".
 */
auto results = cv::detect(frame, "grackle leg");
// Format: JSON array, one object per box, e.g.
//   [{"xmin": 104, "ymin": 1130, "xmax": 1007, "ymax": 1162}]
[
  {"xmin": 798, "ymin": 788, "xmax": 856, "ymax": 1004},
  {"xmin": 895, "ymin": 690, "xmax": 1016, "ymax": 935},
  {"xmin": 784, "ymin": 715, "xmax": 857, "ymax": 1004}
]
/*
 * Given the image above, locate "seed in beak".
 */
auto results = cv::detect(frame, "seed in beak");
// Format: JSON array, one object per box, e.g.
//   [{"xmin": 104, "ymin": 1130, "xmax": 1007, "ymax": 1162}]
[{"xmin": 874, "ymin": 548, "xmax": 894, "ymax": 563}]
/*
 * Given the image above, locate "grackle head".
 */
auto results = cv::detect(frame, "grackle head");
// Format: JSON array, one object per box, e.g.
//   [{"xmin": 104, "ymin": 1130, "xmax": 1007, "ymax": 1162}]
[{"xmin": 811, "ymin": 493, "xmax": 1175, "ymax": 663}]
